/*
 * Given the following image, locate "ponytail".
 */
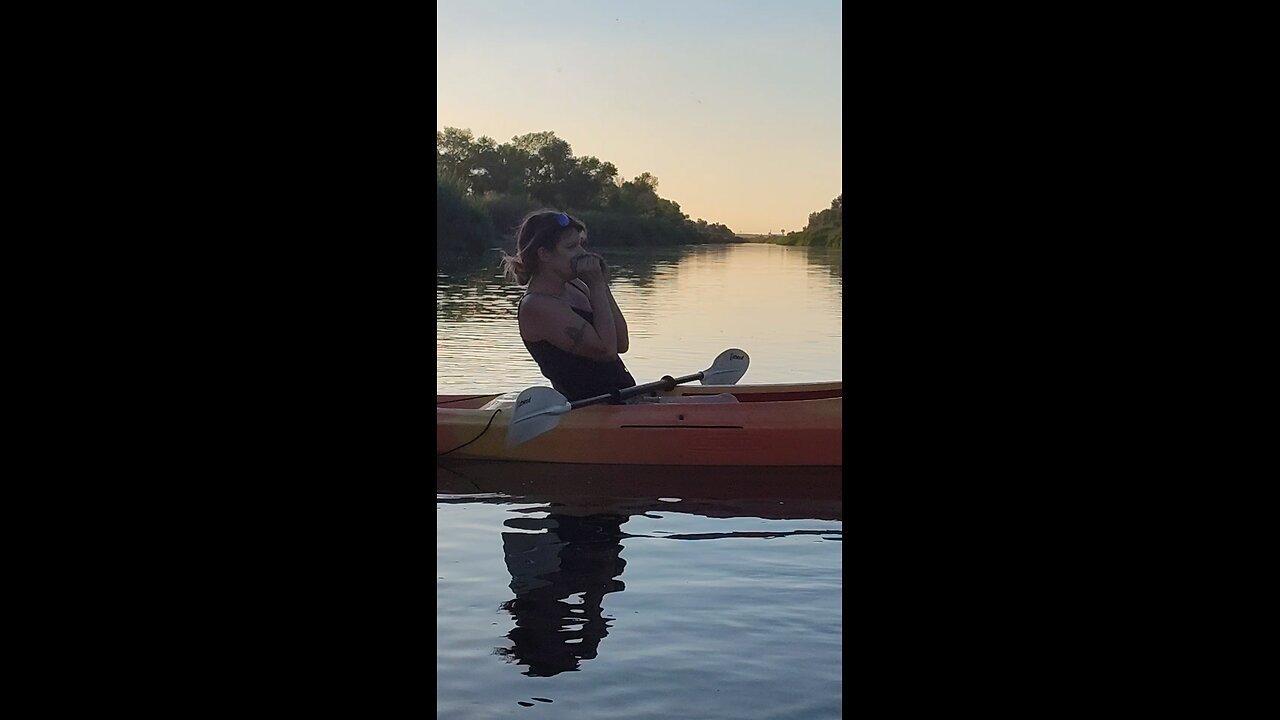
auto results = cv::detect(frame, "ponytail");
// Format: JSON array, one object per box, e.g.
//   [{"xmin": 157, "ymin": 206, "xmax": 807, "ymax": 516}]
[{"xmin": 499, "ymin": 251, "xmax": 529, "ymax": 285}]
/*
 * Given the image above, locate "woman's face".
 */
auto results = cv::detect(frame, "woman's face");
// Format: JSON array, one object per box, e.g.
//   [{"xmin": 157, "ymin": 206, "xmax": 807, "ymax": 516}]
[{"xmin": 540, "ymin": 229, "xmax": 588, "ymax": 280}]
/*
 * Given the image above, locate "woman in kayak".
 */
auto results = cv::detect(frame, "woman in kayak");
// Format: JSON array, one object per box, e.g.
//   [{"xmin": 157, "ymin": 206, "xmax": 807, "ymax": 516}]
[
  {"xmin": 501, "ymin": 209, "xmax": 733, "ymax": 404},
  {"xmin": 501, "ymin": 210, "xmax": 635, "ymax": 402}
]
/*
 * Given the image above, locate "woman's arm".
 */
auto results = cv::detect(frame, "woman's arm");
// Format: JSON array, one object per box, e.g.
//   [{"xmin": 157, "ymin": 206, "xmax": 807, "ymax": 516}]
[
  {"xmin": 521, "ymin": 256, "xmax": 621, "ymax": 363},
  {"xmin": 585, "ymin": 281, "xmax": 619, "ymax": 357},
  {"xmin": 575, "ymin": 255, "xmax": 629, "ymax": 354},
  {"xmin": 576, "ymin": 256, "xmax": 618, "ymax": 358},
  {"xmin": 521, "ymin": 295, "xmax": 617, "ymax": 362},
  {"xmin": 603, "ymin": 284, "xmax": 629, "ymax": 354}
]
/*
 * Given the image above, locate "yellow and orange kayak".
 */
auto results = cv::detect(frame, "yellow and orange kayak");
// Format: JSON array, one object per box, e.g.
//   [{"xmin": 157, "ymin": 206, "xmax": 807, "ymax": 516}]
[{"xmin": 437, "ymin": 381, "xmax": 842, "ymax": 466}]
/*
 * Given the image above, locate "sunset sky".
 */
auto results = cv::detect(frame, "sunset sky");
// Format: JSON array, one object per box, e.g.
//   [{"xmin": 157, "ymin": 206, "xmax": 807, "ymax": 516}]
[{"xmin": 436, "ymin": 0, "xmax": 842, "ymax": 235}]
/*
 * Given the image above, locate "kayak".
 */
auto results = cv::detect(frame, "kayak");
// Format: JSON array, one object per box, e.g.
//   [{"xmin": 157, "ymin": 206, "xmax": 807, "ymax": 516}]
[
  {"xmin": 438, "ymin": 382, "xmax": 842, "ymax": 465},
  {"xmin": 437, "ymin": 381, "xmax": 842, "ymax": 466}
]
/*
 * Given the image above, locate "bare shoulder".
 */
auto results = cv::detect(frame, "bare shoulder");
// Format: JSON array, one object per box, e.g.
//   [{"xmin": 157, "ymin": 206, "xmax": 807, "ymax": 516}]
[
  {"xmin": 520, "ymin": 292, "xmax": 561, "ymax": 315},
  {"xmin": 519, "ymin": 294, "xmax": 573, "ymax": 342}
]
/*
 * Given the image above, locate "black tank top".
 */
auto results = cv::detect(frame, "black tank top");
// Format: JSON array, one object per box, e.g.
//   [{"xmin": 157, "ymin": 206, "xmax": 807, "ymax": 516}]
[{"xmin": 519, "ymin": 294, "xmax": 636, "ymax": 402}]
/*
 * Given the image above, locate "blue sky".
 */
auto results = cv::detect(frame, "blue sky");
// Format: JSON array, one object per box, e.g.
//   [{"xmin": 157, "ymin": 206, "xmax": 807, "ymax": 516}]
[{"xmin": 437, "ymin": 0, "xmax": 842, "ymax": 234}]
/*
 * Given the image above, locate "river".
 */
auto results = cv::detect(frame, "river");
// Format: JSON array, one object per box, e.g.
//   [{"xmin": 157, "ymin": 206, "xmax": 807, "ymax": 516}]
[{"xmin": 437, "ymin": 242, "xmax": 843, "ymax": 719}]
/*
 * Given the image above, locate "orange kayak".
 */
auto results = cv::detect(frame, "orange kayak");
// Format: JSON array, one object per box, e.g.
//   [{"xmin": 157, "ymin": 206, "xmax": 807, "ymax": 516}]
[{"xmin": 437, "ymin": 381, "xmax": 842, "ymax": 466}]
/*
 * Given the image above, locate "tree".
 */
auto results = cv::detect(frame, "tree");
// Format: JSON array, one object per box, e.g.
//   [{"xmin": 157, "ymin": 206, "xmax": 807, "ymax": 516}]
[
  {"xmin": 560, "ymin": 155, "xmax": 618, "ymax": 210},
  {"xmin": 470, "ymin": 136, "xmax": 532, "ymax": 197},
  {"xmin": 510, "ymin": 131, "xmax": 576, "ymax": 205},
  {"xmin": 617, "ymin": 173, "xmax": 661, "ymax": 215},
  {"xmin": 804, "ymin": 194, "xmax": 843, "ymax": 231},
  {"xmin": 436, "ymin": 127, "xmax": 478, "ymax": 188},
  {"xmin": 437, "ymin": 126, "xmax": 750, "ymax": 252}
]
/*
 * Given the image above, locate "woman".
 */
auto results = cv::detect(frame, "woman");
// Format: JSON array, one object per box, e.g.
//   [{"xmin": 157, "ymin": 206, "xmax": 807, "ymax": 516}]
[
  {"xmin": 501, "ymin": 210, "xmax": 636, "ymax": 402},
  {"xmin": 502, "ymin": 209, "xmax": 736, "ymax": 405}
]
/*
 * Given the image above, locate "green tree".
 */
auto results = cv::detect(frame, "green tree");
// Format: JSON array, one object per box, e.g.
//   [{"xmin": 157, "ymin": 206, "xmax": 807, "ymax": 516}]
[
  {"xmin": 511, "ymin": 131, "xmax": 575, "ymax": 205},
  {"xmin": 561, "ymin": 155, "xmax": 618, "ymax": 210},
  {"xmin": 776, "ymin": 194, "xmax": 842, "ymax": 248},
  {"xmin": 805, "ymin": 194, "xmax": 842, "ymax": 230},
  {"xmin": 436, "ymin": 127, "xmax": 478, "ymax": 187},
  {"xmin": 437, "ymin": 126, "xmax": 745, "ymax": 254},
  {"xmin": 470, "ymin": 136, "xmax": 531, "ymax": 197},
  {"xmin": 617, "ymin": 173, "xmax": 660, "ymax": 215}
]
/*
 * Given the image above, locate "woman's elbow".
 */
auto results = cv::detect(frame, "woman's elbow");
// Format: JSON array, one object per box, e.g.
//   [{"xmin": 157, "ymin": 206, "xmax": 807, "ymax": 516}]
[
  {"xmin": 618, "ymin": 340, "xmax": 629, "ymax": 354},
  {"xmin": 585, "ymin": 342, "xmax": 619, "ymax": 363}
]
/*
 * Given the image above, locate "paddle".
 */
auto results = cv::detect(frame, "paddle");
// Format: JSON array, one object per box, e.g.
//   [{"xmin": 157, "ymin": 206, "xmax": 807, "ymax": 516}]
[{"xmin": 505, "ymin": 348, "xmax": 750, "ymax": 446}]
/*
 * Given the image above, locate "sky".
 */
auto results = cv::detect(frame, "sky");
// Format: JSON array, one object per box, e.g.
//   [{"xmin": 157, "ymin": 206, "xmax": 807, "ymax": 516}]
[{"xmin": 437, "ymin": 0, "xmax": 842, "ymax": 235}]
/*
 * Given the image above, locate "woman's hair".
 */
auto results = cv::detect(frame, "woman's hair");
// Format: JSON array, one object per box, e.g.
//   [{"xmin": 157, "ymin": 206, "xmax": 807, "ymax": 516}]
[{"xmin": 500, "ymin": 209, "xmax": 587, "ymax": 285}]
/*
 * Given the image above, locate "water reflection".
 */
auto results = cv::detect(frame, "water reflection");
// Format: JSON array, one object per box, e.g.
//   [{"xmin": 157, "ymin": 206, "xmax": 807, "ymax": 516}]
[
  {"xmin": 495, "ymin": 510, "xmax": 627, "ymax": 677},
  {"xmin": 436, "ymin": 242, "xmax": 842, "ymax": 392},
  {"xmin": 438, "ymin": 461, "xmax": 842, "ymax": 677},
  {"xmin": 582, "ymin": 245, "xmax": 696, "ymax": 289},
  {"xmin": 435, "ymin": 245, "xmax": 701, "ymax": 324},
  {"xmin": 801, "ymin": 245, "xmax": 842, "ymax": 282},
  {"xmin": 437, "ymin": 461, "xmax": 844, "ymax": 522},
  {"xmin": 435, "ymin": 243, "xmax": 841, "ymax": 323},
  {"xmin": 437, "ymin": 244, "xmax": 838, "ymax": 288}
]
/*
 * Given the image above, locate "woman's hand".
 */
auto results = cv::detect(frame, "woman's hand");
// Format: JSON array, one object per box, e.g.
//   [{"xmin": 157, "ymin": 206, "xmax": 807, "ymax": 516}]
[{"xmin": 574, "ymin": 253, "xmax": 608, "ymax": 285}]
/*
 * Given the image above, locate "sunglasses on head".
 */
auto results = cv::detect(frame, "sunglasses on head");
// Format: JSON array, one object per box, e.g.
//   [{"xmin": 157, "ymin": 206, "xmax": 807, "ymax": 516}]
[{"xmin": 523, "ymin": 213, "xmax": 574, "ymax": 251}]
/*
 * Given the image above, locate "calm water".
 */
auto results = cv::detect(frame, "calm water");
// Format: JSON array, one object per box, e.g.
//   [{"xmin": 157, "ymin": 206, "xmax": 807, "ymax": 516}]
[
  {"xmin": 437, "ymin": 243, "xmax": 842, "ymax": 719},
  {"xmin": 436, "ymin": 243, "xmax": 842, "ymax": 392}
]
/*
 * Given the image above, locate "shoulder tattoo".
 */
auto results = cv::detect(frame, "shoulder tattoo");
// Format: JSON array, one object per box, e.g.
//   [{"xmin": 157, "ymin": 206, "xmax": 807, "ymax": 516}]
[{"xmin": 564, "ymin": 320, "xmax": 586, "ymax": 351}]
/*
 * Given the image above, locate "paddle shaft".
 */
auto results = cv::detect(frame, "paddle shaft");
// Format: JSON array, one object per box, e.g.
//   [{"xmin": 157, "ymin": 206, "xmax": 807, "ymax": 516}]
[{"xmin": 568, "ymin": 372, "xmax": 704, "ymax": 410}]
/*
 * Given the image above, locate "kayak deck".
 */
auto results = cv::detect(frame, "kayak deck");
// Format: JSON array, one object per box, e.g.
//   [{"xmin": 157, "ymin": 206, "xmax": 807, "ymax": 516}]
[{"xmin": 437, "ymin": 381, "xmax": 844, "ymax": 410}]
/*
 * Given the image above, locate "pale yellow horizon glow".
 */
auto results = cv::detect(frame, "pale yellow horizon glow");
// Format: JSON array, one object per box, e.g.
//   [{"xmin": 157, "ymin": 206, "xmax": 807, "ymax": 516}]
[{"xmin": 436, "ymin": 1, "xmax": 842, "ymax": 236}]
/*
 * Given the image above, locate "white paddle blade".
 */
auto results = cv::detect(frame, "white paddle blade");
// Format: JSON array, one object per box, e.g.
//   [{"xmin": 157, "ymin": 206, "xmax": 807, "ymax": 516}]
[
  {"xmin": 506, "ymin": 386, "xmax": 573, "ymax": 446},
  {"xmin": 700, "ymin": 348, "xmax": 749, "ymax": 385}
]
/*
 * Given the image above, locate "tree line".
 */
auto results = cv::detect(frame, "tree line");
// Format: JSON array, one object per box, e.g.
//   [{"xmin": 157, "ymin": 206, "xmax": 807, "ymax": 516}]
[
  {"xmin": 771, "ymin": 195, "xmax": 841, "ymax": 248},
  {"xmin": 437, "ymin": 127, "xmax": 739, "ymax": 254}
]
